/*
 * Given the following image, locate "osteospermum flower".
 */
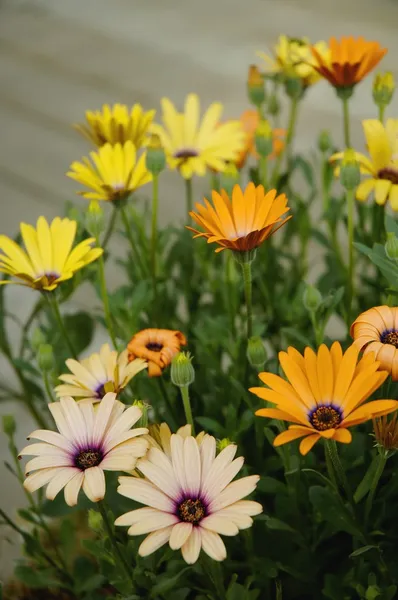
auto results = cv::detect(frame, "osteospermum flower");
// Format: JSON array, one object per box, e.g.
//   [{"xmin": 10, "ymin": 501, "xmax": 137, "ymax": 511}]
[
  {"xmin": 146, "ymin": 423, "xmax": 205, "ymax": 455},
  {"xmin": 351, "ymin": 306, "xmax": 398, "ymax": 379},
  {"xmin": 19, "ymin": 393, "xmax": 148, "ymax": 506},
  {"xmin": 55, "ymin": 343, "xmax": 147, "ymax": 403},
  {"xmin": 115, "ymin": 434, "xmax": 262, "ymax": 563},
  {"xmin": 188, "ymin": 183, "xmax": 291, "ymax": 253},
  {"xmin": 150, "ymin": 93, "xmax": 245, "ymax": 179},
  {"xmin": 331, "ymin": 120, "xmax": 398, "ymax": 210},
  {"xmin": 0, "ymin": 217, "xmax": 102, "ymax": 291},
  {"xmin": 250, "ymin": 342, "xmax": 398, "ymax": 455},
  {"xmin": 74, "ymin": 103, "xmax": 155, "ymax": 148},
  {"xmin": 373, "ymin": 414, "xmax": 398, "ymax": 453},
  {"xmin": 67, "ymin": 141, "xmax": 152, "ymax": 203},
  {"xmin": 311, "ymin": 36, "xmax": 387, "ymax": 89},
  {"xmin": 127, "ymin": 328, "xmax": 187, "ymax": 377},
  {"xmin": 258, "ymin": 35, "xmax": 329, "ymax": 87},
  {"xmin": 235, "ymin": 110, "xmax": 285, "ymax": 169}
]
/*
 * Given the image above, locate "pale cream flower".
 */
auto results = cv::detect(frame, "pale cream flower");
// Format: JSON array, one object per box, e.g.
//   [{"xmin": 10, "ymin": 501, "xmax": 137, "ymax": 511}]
[
  {"xmin": 55, "ymin": 343, "xmax": 147, "ymax": 403},
  {"xmin": 115, "ymin": 434, "xmax": 262, "ymax": 564},
  {"xmin": 19, "ymin": 393, "xmax": 148, "ymax": 506}
]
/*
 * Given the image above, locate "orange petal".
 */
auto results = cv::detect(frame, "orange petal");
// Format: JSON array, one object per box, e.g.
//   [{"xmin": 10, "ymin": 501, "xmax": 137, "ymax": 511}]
[
  {"xmin": 273, "ymin": 426, "xmax": 313, "ymax": 447},
  {"xmin": 299, "ymin": 434, "xmax": 320, "ymax": 455},
  {"xmin": 342, "ymin": 400, "xmax": 398, "ymax": 427},
  {"xmin": 255, "ymin": 407, "xmax": 305, "ymax": 425},
  {"xmin": 332, "ymin": 428, "xmax": 352, "ymax": 444},
  {"xmin": 278, "ymin": 351, "xmax": 316, "ymax": 410}
]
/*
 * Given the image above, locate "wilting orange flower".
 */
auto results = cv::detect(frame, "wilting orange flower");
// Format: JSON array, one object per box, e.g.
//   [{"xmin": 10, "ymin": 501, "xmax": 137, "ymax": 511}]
[
  {"xmin": 373, "ymin": 414, "xmax": 398, "ymax": 452},
  {"xmin": 351, "ymin": 306, "xmax": 398, "ymax": 380},
  {"xmin": 311, "ymin": 36, "xmax": 387, "ymax": 89},
  {"xmin": 250, "ymin": 342, "xmax": 398, "ymax": 455},
  {"xmin": 127, "ymin": 329, "xmax": 187, "ymax": 377},
  {"xmin": 235, "ymin": 110, "xmax": 285, "ymax": 169},
  {"xmin": 188, "ymin": 183, "xmax": 290, "ymax": 253}
]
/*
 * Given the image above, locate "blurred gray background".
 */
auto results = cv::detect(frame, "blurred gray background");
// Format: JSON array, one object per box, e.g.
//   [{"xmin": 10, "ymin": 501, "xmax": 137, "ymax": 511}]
[{"xmin": 1, "ymin": 0, "xmax": 398, "ymax": 581}]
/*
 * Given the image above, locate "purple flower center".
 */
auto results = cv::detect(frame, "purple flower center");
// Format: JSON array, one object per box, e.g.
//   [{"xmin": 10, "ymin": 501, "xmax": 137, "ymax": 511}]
[
  {"xmin": 43, "ymin": 272, "xmax": 60, "ymax": 285},
  {"xmin": 95, "ymin": 382, "xmax": 108, "ymax": 399},
  {"xmin": 309, "ymin": 404, "xmax": 342, "ymax": 431},
  {"xmin": 381, "ymin": 329, "xmax": 398, "ymax": 348},
  {"xmin": 178, "ymin": 498, "xmax": 206, "ymax": 524},
  {"xmin": 74, "ymin": 448, "xmax": 103, "ymax": 470}
]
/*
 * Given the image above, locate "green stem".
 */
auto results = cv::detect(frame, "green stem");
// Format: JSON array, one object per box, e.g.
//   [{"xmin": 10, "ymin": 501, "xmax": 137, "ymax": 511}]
[
  {"xmin": 18, "ymin": 298, "xmax": 44, "ymax": 357},
  {"xmin": 342, "ymin": 96, "xmax": 351, "ymax": 148},
  {"xmin": 271, "ymin": 96, "xmax": 299, "ymax": 185},
  {"xmin": 260, "ymin": 155, "xmax": 268, "ymax": 189},
  {"xmin": 347, "ymin": 188, "xmax": 355, "ymax": 325},
  {"xmin": 151, "ymin": 175, "xmax": 159, "ymax": 308},
  {"xmin": 119, "ymin": 205, "xmax": 147, "ymax": 279},
  {"xmin": 96, "ymin": 241, "xmax": 118, "ymax": 350},
  {"xmin": 378, "ymin": 104, "xmax": 386, "ymax": 124},
  {"xmin": 97, "ymin": 501, "xmax": 135, "ymax": 592},
  {"xmin": 241, "ymin": 260, "xmax": 253, "ymax": 339},
  {"xmin": 325, "ymin": 439, "xmax": 354, "ymax": 505},
  {"xmin": 46, "ymin": 294, "xmax": 77, "ymax": 359},
  {"xmin": 364, "ymin": 452, "xmax": 388, "ymax": 528},
  {"xmin": 324, "ymin": 442, "xmax": 339, "ymax": 490},
  {"xmin": 180, "ymin": 385, "xmax": 195, "ymax": 434},
  {"xmin": 185, "ymin": 177, "xmax": 193, "ymax": 215},
  {"xmin": 43, "ymin": 371, "xmax": 55, "ymax": 403},
  {"xmin": 210, "ymin": 172, "xmax": 219, "ymax": 192},
  {"xmin": 102, "ymin": 205, "xmax": 118, "ymax": 250},
  {"xmin": 310, "ymin": 311, "xmax": 323, "ymax": 346}
]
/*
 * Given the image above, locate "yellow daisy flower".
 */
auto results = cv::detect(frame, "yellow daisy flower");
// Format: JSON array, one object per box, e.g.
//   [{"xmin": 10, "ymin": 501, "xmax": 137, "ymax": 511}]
[
  {"xmin": 150, "ymin": 93, "xmax": 246, "ymax": 179},
  {"xmin": 55, "ymin": 343, "xmax": 148, "ymax": 403},
  {"xmin": 0, "ymin": 217, "xmax": 102, "ymax": 291},
  {"xmin": 74, "ymin": 103, "xmax": 156, "ymax": 148},
  {"xmin": 67, "ymin": 141, "xmax": 152, "ymax": 203},
  {"xmin": 331, "ymin": 119, "xmax": 398, "ymax": 210},
  {"xmin": 257, "ymin": 35, "xmax": 329, "ymax": 87}
]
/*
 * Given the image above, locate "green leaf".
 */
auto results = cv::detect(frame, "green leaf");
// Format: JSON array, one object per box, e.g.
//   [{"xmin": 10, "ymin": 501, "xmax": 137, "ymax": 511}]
[
  {"xmin": 77, "ymin": 573, "xmax": 106, "ymax": 593},
  {"xmin": 14, "ymin": 565, "xmax": 58, "ymax": 588},
  {"xmin": 354, "ymin": 454, "xmax": 381, "ymax": 503},
  {"xmin": 309, "ymin": 485, "xmax": 364, "ymax": 539},
  {"xmin": 195, "ymin": 416, "xmax": 225, "ymax": 437},
  {"xmin": 349, "ymin": 545, "xmax": 378, "ymax": 558},
  {"xmin": 13, "ymin": 359, "xmax": 40, "ymax": 377},
  {"xmin": 263, "ymin": 516, "xmax": 296, "ymax": 533},
  {"xmin": 64, "ymin": 311, "xmax": 94, "ymax": 355},
  {"xmin": 385, "ymin": 213, "xmax": 398, "ymax": 236},
  {"xmin": 149, "ymin": 567, "xmax": 191, "ymax": 597},
  {"xmin": 257, "ymin": 476, "xmax": 286, "ymax": 495}
]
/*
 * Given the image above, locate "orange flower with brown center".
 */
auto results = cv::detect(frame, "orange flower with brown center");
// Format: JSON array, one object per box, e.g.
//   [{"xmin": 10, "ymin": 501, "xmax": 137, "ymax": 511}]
[
  {"xmin": 351, "ymin": 306, "xmax": 398, "ymax": 380},
  {"xmin": 127, "ymin": 329, "xmax": 187, "ymax": 377},
  {"xmin": 311, "ymin": 36, "xmax": 387, "ymax": 89},
  {"xmin": 235, "ymin": 110, "xmax": 285, "ymax": 169},
  {"xmin": 187, "ymin": 182, "xmax": 291, "ymax": 253}
]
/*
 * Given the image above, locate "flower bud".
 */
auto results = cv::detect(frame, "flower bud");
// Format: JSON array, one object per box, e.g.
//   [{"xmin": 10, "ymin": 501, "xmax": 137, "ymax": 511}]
[
  {"xmin": 67, "ymin": 206, "xmax": 82, "ymax": 225},
  {"xmin": 85, "ymin": 200, "xmax": 105, "ymax": 238},
  {"xmin": 267, "ymin": 92, "xmax": 281, "ymax": 117},
  {"xmin": 88, "ymin": 508, "xmax": 103, "ymax": 532},
  {"xmin": 30, "ymin": 327, "xmax": 46, "ymax": 351},
  {"xmin": 247, "ymin": 65, "xmax": 265, "ymax": 107},
  {"xmin": 385, "ymin": 232, "xmax": 398, "ymax": 261},
  {"xmin": 37, "ymin": 344, "xmax": 55, "ymax": 372},
  {"xmin": 2, "ymin": 415, "xmax": 16, "ymax": 437},
  {"xmin": 284, "ymin": 76, "xmax": 303, "ymax": 100},
  {"xmin": 255, "ymin": 120, "xmax": 273, "ymax": 158},
  {"xmin": 146, "ymin": 134, "xmax": 166, "ymax": 175},
  {"xmin": 133, "ymin": 399, "xmax": 150, "ymax": 428},
  {"xmin": 171, "ymin": 352, "xmax": 195, "ymax": 388},
  {"xmin": 303, "ymin": 284, "xmax": 322, "ymax": 312},
  {"xmin": 373, "ymin": 72, "xmax": 395, "ymax": 108},
  {"xmin": 217, "ymin": 438, "xmax": 234, "ymax": 452},
  {"xmin": 318, "ymin": 130, "xmax": 332, "ymax": 153},
  {"xmin": 339, "ymin": 148, "xmax": 360, "ymax": 190},
  {"xmin": 246, "ymin": 336, "xmax": 267, "ymax": 368},
  {"xmin": 220, "ymin": 162, "xmax": 240, "ymax": 196}
]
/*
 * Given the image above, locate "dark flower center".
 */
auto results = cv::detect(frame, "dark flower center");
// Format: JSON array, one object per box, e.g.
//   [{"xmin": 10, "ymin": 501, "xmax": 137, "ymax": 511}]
[
  {"xmin": 146, "ymin": 342, "xmax": 163, "ymax": 352},
  {"xmin": 381, "ymin": 330, "xmax": 398, "ymax": 348},
  {"xmin": 173, "ymin": 148, "xmax": 199, "ymax": 160},
  {"xmin": 44, "ymin": 272, "xmax": 59, "ymax": 285},
  {"xmin": 75, "ymin": 449, "xmax": 103, "ymax": 470},
  {"xmin": 95, "ymin": 382, "xmax": 108, "ymax": 399},
  {"xmin": 310, "ymin": 405, "xmax": 342, "ymax": 431},
  {"xmin": 378, "ymin": 167, "xmax": 398, "ymax": 185},
  {"xmin": 178, "ymin": 498, "xmax": 206, "ymax": 524}
]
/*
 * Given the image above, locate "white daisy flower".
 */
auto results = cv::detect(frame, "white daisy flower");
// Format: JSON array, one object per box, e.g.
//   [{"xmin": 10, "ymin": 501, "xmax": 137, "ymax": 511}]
[
  {"xmin": 115, "ymin": 434, "xmax": 262, "ymax": 564},
  {"xmin": 19, "ymin": 392, "xmax": 148, "ymax": 506},
  {"xmin": 55, "ymin": 343, "xmax": 147, "ymax": 403}
]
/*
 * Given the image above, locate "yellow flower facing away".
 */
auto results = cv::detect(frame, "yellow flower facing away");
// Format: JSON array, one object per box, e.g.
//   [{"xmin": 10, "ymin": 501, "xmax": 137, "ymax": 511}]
[
  {"xmin": 150, "ymin": 93, "xmax": 246, "ymax": 179},
  {"xmin": 74, "ymin": 103, "xmax": 156, "ymax": 148},
  {"xmin": 187, "ymin": 183, "xmax": 291, "ymax": 253},
  {"xmin": 330, "ymin": 119, "xmax": 398, "ymax": 210},
  {"xmin": 0, "ymin": 217, "xmax": 102, "ymax": 291},
  {"xmin": 250, "ymin": 342, "xmax": 398, "ymax": 455},
  {"xmin": 67, "ymin": 141, "xmax": 152, "ymax": 203},
  {"xmin": 257, "ymin": 35, "xmax": 329, "ymax": 87},
  {"xmin": 55, "ymin": 343, "xmax": 148, "ymax": 403}
]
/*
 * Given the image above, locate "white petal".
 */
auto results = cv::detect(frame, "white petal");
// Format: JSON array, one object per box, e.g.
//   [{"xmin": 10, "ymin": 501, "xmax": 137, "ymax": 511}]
[
  {"xmin": 181, "ymin": 527, "xmax": 201, "ymax": 564},
  {"xmin": 64, "ymin": 471, "xmax": 84, "ymax": 506},
  {"xmin": 200, "ymin": 434, "xmax": 216, "ymax": 487},
  {"xmin": 46, "ymin": 467, "xmax": 80, "ymax": 500},
  {"xmin": 202, "ymin": 444, "xmax": 237, "ymax": 499},
  {"xmin": 138, "ymin": 449, "xmax": 180, "ymax": 499},
  {"xmin": 104, "ymin": 405, "xmax": 142, "ymax": 443},
  {"xmin": 80, "ymin": 402, "xmax": 95, "ymax": 434},
  {"xmin": 107, "ymin": 438, "xmax": 148, "ymax": 458},
  {"xmin": 200, "ymin": 529, "xmax": 227, "ymax": 562},
  {"xmin": 65, "ymin": 358, "xmax": 98, "ymax": 389},
  {"xmin": 203, "ymin": 457, "xmax": 244, "ymax": 503},
  {"xmin": 171, "ymin": 434, "xmax": 187, "ymax": 493},
  {"xmin": 117, "ymin": 478, "xmax": 175, "ymax": 512},
  {"xmin": 92, "ymin": 393, "xmax": 116, "ymax": 445},
  {"xmin": 25, "ymin": 455, "xmax": 72, "ymax": 474},
  {"xmin": 138, "ymin": 526, "xmax": 173, "ymax": 556},
  {"xmin": 159, "ymin": 423, "xmax": 172, "ymax": 458},
  {"xmin": 103, "ymin": 428, "xmax": 148, "ymax": 453},
  {"xmin": 60, "ymin": 397, "xmax": 87, "ymax": 447},
  {"xmin": 89, "ymin": 352, "xmax": 108, "ymax": 384},
  {"xmin": 176, "ymin": 424, "xmax": 192, "ymax": 438},
  {"xmin": 200, "ymin": 515, "xmax": 239, "ymax": 536},
  {"xmin": 19, "ymin": 443, "xmax": 70, "ymax": 457},
  {"xmin": 115, "ymin": 507, "xmax": 161, "ymax": 527},
  {"xmin": 226, "ymin": 500, "xmax": 263, "ymax": 516},
  {"xmin": 82, "ymin": 466, "xmax": 106, "ymax": 502},
  {"xmin": 25, "ymin": 430, "xmax": 74, "ymax": 452},
  {"xmin": 102, "ymin": 400, "xmax": 125, "ymax": 434},
  {"xmin": 24, "ymin": 468, "xmax": 60, "ymax": 493},
  {"xmin": 48, "ymin": 402, "xmax": 72, "ymax": 438},
  {"xmin": 184, "ymin": 437, "xmax": 201, "ymax": 497},
  {"xmin": 127, "ymin": 512, "xmax": 178, "ymax": 535},
  {"xmin": 209, "ymin": 475, "xmax": 260, "ymax": 512},
  {"xmin": 100, "ymin": 453, "xmax": 138, "ymax": 471},
  {"xmin": 169, "ymin": 522, "xmax": 193, "ymax": 550}
]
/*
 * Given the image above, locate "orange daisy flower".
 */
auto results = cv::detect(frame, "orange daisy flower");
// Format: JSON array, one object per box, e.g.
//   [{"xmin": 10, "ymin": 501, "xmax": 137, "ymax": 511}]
[
  {"xmin": 311, "ymin": 36, "xmax": 387, "ymax": 89},
  {"xmin": 235, "ymin": 110, "xmax": 285, "ymax": 169},
  {"xmin": 187, "ymin": 183, "xmax": 291, "ymax": 253},
  {"xmin": 250, "ymin": 342, "xmax": 398, "ymax": 455},
  {"xmin": 351, "ymin": 306, "xmax": 398, "ymax": 380},
  {"xmin": 127, "ymin": 329, "xmax": 187, "ymax": 377}
]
